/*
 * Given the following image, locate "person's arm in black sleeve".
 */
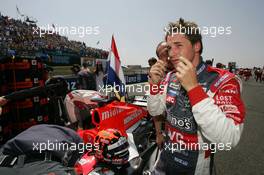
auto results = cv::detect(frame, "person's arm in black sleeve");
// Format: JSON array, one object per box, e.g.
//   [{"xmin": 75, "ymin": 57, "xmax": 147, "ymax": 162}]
[{"xmin": 3, "ymin": 86, "xmax": 47, "ymax": 101}]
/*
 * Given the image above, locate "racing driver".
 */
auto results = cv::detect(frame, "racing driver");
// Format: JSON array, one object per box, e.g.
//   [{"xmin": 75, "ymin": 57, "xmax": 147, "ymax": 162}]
[{"xmin": 147, "ymin": 18, "xmax": 245, "ymax": 175}]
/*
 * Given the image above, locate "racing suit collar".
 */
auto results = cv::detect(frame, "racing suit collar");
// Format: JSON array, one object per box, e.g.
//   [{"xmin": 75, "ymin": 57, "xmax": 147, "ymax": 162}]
[{"xmin": 196, "ymin": 57, "xmax": 206, "ymax": 76}]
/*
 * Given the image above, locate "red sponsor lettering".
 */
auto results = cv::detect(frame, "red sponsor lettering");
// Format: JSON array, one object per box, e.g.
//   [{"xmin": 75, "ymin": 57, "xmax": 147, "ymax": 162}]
[
  {"xmin": 166, "ymin": 95, "xmax": 175, "ymax": 104},
  {"xmin": 219, "ymin": 105, "xmax": 240, "ymax": 114},
  {"xmin": 166, "ymin": 124, "xmax": 198, "ymax": 150}
]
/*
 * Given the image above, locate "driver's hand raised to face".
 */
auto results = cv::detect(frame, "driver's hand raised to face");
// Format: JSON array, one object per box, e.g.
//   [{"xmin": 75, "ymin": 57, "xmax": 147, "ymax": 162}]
[{"xmin": 148, "ymin": 60, "xmax": 167, "ymax": 84}]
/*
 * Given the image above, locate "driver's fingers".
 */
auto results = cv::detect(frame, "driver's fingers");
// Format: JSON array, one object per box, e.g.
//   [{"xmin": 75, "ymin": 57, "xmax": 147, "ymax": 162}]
[
  {"xmin": 154, "ymin": 62, "xmax": 166, "ymax": 73},
  {"xmin": 150, "ymin": 69, "xmax": 164, "ymax": 78}
]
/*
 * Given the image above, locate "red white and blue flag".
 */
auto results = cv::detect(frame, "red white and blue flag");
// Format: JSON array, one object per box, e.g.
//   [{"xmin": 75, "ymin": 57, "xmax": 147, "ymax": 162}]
[{"xmin": 106, "ymin": 35, "xmax": 126, "ymax": 100}]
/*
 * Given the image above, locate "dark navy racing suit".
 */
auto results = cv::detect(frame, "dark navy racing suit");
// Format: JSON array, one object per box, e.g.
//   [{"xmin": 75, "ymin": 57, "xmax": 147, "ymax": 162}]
[{"xmin": 147, "ymin": 61, "xmax": 245, "ymax": 175}]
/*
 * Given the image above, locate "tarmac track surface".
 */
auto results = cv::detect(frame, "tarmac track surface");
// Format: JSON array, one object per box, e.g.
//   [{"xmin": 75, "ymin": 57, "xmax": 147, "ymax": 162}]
[
  {"xmin": 214, "ymin": 79, "xmax": 264, "ymax": 175},
  {"xmin": 131, "ymin": 79, "xmax": 264, "ymax": 174}
]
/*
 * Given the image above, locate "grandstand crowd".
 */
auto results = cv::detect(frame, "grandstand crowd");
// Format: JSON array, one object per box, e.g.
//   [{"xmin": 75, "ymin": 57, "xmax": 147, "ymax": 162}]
[
  {"xmin": 0, "ymin": 12, "xmax": 263, "ymax": 83},
  {"xmin": 0, "ymin": 12, "xmax": 108, "ymax": 58}
]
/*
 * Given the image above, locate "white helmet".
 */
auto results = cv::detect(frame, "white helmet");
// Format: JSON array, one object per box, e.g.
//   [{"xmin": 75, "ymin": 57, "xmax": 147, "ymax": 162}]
[{"xmin": 64, "ymin": 90, "xmax": 104, "ymax": 128}]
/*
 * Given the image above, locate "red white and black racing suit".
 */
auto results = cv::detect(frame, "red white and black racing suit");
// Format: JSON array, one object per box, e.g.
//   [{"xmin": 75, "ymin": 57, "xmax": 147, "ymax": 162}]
[{"xmin": 147, "ymin": 61, "xmax": 245, "ymax": 175}]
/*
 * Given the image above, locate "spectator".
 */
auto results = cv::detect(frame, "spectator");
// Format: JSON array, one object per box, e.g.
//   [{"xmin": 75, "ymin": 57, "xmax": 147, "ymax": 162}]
[
  {"xmin": 95, "ymin": 62, "xmax": 105, "ymax": 91},
  {"xmin": 156, "ymin": 41, "xmax": 174, "ymax": 71},
  {"xmin": 71, "ymin": 64, "xmax": 81, "ymax": 75},
  {"xmin": 262, "ymin": 66, "xmax": 264, "ymax": 82},
  {"xmin": 216, "ymin": 62, "xmax": 223, "ymax": 68},
  {"xmin": 255, "ymin": 68, "xmax": 262, "ymax": 82},
  {"xmin": 148, "ymin": 57, "xmax": 157, "ymax": 67},
  {"xmin": 77, "ymin": 63, "xmax": 96, "ymax": 90},
  {"xmin": 43, "ymin": 64, "xmax": 54, "ymax": 81},
  {"xmin": 205, "ymin": 60, "xmax": 213, "ymax": 66}
]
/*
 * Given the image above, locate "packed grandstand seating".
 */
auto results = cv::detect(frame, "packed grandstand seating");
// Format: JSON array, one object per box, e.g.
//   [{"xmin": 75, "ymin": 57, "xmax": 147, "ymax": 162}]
[{"xmin": 0, "ymin": 13, "xmax": 108, "ymax": 58}]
